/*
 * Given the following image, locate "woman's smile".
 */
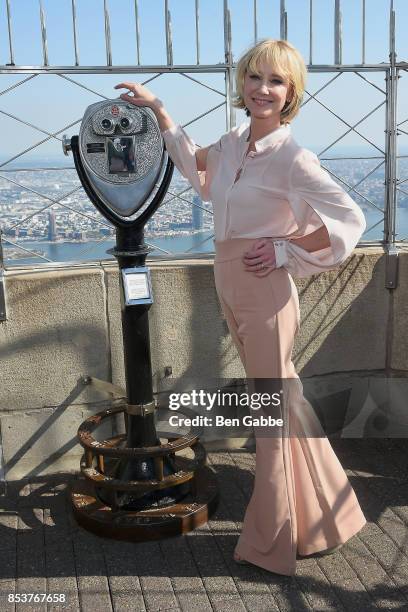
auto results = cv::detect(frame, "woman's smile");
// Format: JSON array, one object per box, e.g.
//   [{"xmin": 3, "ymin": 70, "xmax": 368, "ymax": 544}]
[{"xmin": 252, "ymin": 97, "xmax": 273, "ymax": 106}]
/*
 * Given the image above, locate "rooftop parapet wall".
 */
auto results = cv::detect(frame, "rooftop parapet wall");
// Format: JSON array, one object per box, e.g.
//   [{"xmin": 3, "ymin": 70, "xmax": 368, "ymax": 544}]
[{"xmin": 0, "ymin": 248, "xmax": 404, "ymax": 479}]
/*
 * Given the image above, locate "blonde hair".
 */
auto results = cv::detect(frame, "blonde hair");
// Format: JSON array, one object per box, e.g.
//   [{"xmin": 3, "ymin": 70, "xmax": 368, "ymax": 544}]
[{"xmin": 232, "ymin": 39, "xmax": 307, "ymax": 124}]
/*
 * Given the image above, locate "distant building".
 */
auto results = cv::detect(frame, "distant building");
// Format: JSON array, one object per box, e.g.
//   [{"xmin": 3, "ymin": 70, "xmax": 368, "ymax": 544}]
[
  {"xmin": 192, "ymin": 195, "xmax": 203, "ymax": 230},
  {"xmin": 48, "ymin": 210, "xmax": 57, "ymax": 241},
  {"xmin": 99, "ymin": 227, "xmax": 112, "ymax": 236},
  {"xmin": 169, "ymin": 221, "xmax": 191, "ymax": 230}
]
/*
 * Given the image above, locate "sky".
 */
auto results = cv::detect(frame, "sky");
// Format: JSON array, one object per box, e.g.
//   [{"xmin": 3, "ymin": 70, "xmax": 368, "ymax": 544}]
[{"xmin": 0, "ymin": 0, "xmax": 407, "ymax": 162}]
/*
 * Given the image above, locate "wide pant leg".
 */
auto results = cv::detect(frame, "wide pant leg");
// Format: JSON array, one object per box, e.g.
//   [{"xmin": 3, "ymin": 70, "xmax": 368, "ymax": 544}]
[{"xmin": 214, "ymin": 239, "xmax": 367, "ymax": 576}]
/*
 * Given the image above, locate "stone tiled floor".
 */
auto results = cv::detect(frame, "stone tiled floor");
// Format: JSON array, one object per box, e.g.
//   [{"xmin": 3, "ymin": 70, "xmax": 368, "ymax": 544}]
[{"xmin": 0, "ymin": 439, "xmax": 407, "ymax": 611}]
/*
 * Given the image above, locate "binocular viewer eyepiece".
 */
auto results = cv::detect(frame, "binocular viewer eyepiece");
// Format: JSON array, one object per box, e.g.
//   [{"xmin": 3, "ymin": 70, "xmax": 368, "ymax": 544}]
[{"xmin": 63, "ymin": 99, "xmax": 173, "ymax": 228}]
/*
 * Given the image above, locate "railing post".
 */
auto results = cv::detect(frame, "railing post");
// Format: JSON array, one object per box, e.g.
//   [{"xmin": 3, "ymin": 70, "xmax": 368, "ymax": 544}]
[
  {"xmin": 71, "ymin": 0, "xmax": 79, "ymax": 66},
  {"xmin": 165, "ymin": 0, "xmax": 173, "ymax": 66},
  {"xmin": 224, "ymin": 0, "xmax": 235, "ymax": 131},
  {"xmin": 334, "ymin": 0, "xmax": 342, "ymax": 65},
  {"xmin": 195, "ymin": 0, "xmax": 200, "ymax": 65},
  {"xmin": 309, "ymin": 0, "xmax": 313, "ymax": 65},
  {"xmin": 384, "ymin": 3, "xmax": 399, "ymax": 289},
  {"xmin": 39, "ymin": 0, "xmax": 49, "ymax": 67},
  {"xmin": 0, "ymin": 230, "xmax": 7, "ymax": 320},
  {"xmin": 134, "ymin": 0, "xmax": 141, "ymax": 66},
  {"xmin": 280, "ymin": 0, "xmax": 287, "ymax": 41},
  {"xmin": 361, "ymin": 0, "xmax": 366, "ymax": 65},
  {"xmin": 253, "ymin": 0, "xmax": 258, "ymax": 45},
  {"xmin": 104, "ymin": 0, "xmax": 112, "ymax": 67},
  {"xmin": 5, "ymin": 0, "xmax": 15, "ymax": 66}
]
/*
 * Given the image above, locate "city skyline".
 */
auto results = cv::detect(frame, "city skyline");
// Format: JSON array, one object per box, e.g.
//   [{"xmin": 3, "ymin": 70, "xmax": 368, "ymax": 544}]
[{"xmin": 0, "ymin": 156, "xmax": 404, "ymax": 240}]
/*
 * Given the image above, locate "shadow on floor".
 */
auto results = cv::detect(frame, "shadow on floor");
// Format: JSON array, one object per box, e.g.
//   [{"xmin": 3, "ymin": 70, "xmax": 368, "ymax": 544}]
[{"xmin": 0, "ymin": 439, "xmax": 407, "ymax": 611}]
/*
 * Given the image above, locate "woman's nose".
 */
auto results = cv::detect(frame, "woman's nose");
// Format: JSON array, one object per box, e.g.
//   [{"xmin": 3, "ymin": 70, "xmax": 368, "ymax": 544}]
[{"xmin": 258, "ymin": 81, "xmax": 270, "ymax": 93}]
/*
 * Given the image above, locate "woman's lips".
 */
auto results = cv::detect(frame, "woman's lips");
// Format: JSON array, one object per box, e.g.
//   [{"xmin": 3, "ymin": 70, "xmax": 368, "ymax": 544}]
[{"xmin": 252, "ymin": 98, "xmax": 272, "ymax": 106}]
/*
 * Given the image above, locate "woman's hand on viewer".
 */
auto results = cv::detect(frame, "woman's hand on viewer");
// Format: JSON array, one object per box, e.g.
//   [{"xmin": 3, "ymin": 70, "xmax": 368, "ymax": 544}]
[
  {"xmin": 243, "ymin": 239, "xmax": 277, "ymax": 277},
  {"xmin": 114, "ymin": 81, "xmax": 160, "ymax": 109},
  {"xmin": 114, "ymin": 82, "xmax": 175, "ymax": 133},
  {"xmin": 114, "ymin": 82, "xmax": 210, "ymax": 171}
]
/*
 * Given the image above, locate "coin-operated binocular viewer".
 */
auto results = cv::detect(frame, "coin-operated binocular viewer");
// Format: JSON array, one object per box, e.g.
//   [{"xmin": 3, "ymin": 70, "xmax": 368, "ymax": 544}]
[{"xmin": 63, "ymin": 100, "xmax": 218, "ymax": 541}]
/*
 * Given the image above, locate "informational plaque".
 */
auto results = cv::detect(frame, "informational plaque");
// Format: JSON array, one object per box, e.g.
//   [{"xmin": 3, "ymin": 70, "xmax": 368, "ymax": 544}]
[{"xmin": 122, "ymin": 267, "xmax": 153, "ymax": 305}]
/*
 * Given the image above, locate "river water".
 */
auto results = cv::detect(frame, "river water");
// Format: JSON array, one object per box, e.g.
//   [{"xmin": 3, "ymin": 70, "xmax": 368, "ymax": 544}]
[{"xmin": 4, "ymin": 208, "xmax": 408, "ymax": 267}]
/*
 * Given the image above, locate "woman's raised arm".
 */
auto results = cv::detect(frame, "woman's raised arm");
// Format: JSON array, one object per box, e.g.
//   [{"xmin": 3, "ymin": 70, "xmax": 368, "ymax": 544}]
[
  {"xmin": 114, "ymin": 82, "xmax": 221, "ymax": 199},
  {"xmin": 114, "ymin": 81, "xmax": 175, "ymax": 131}
]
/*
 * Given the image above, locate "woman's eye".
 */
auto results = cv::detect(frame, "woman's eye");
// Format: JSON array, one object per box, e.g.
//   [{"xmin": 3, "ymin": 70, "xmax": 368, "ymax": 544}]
[{"xmin": 248, "ymin": 74, "xmax": 282, "ymax": 84}]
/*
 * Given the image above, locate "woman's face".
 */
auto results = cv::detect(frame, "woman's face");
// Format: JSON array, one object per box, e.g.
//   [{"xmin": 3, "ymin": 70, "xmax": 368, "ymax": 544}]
[{"xmin": 243, "ymin": 59, "xmax": 291, "ymax": 121}]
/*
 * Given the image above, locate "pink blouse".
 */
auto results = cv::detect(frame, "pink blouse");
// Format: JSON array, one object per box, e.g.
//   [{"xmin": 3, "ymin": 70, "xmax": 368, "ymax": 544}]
[{"xmin": 161, "ymin": 121, "xmax": 366, "ymax": 278}]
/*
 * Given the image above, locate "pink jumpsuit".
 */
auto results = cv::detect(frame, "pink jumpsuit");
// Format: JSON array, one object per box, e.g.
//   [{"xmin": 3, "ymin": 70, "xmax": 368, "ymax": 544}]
[{"xmin": 162, "ymin": 121, "xmax": 367, "ymax": 575}]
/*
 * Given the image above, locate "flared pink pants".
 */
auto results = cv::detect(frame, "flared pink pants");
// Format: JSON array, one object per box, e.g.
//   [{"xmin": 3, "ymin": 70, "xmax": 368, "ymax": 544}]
[{"xmin": 214, "ymin": 238, "xmax": 367, "ymax": 576}]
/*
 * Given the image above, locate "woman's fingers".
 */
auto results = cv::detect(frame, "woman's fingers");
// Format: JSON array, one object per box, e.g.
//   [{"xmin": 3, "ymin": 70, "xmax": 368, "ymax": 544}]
[
  {"xmin": 113, "ymin": 82, "xmax": 157, "ymax": 107},
  {"xmin": 243, "ymin": 253, "xmax": 274, "ymax": 267},
  {"xmin": 114, "ymin": 82, "xmax": 142, "ymax": 105},
  {"xmin": 244, "ymin": 261, "xmax": 275, "ymax": 273},
  {"xmin": 243, "ymin": 239, "xmax": 277, "ymax": 274},
  {"xmin": 252, "ymin": 239, "xmax": 267, "ymax": 250},
  {"xmin": 119, "ymin": 92, "xmax": 144, "ymax": 106},
  {"xmin": 114, "ymin": 82, "xmax": 145, "ymax": 93},
  {"xmin": 243, "ymin": 253, "xmax": 263, "ymax": 264},
  {"xmin": 243, "ymin": 249, "xmax": 275, "ymax": 272},
  {"xmin": 244, "ymin": 261, "xmax": 270, "ymax": 270},
  {"xmin": 242, "ymin": 243, "xmax": 278, "ymax": 273},
  {"xmin": 254, "ymin": 268, "xmax": 274, "ymax": 277},
  {"xmin": 243, "ymin": 239, "xmax": 266, "ymax": 257},
  {"xmin": 114, "ymin": 82, "xmax": 135, "ymax": 90},
  {"xmin": 244, "ymin": 238, "xmax": 272, "ymax": 257},
  {"xmin": 243, "ymin": 250, "xmax": 268, "ymax": 261}
]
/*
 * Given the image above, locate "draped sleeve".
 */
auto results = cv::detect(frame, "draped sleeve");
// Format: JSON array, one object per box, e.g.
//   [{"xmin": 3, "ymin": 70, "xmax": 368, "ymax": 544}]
[
  {"xmin": 161, "ymin": 124, "xmax": 222, "ymax": 202},
  {"xmin": 284, "ymin": 148, "xmax": 366, "ymax": 278}
]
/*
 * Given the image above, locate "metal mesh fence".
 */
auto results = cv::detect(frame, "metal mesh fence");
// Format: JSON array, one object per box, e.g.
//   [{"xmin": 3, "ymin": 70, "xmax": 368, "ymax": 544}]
[{"xmin": 0, "ymin": 0, "xmax": 406, "ymax": 269}]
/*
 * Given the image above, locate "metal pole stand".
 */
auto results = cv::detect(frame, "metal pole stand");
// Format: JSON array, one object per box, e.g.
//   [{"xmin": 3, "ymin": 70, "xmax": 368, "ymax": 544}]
[{"xmin": 64, "ymin": 102, "xmax": 219, "ymax": 541}]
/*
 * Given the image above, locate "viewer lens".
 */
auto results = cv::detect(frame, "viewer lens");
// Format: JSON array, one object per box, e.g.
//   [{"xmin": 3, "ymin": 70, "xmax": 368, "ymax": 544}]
[
  {"xmin": 120, "ymin": 117, "xmax": 130, "ymax": 129},
  {"xmin": 101, "ymin": 118, "xmax": 113, "ymax": 129}
]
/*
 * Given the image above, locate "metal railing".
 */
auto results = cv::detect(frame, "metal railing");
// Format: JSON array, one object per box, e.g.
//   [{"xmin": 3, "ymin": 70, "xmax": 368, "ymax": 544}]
[{"xmin": 0, "ymin": 0, "xmax": 407, "ymax": 277}]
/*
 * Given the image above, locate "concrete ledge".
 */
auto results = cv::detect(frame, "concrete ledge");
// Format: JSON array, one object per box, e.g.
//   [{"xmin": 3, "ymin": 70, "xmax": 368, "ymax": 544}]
[
  {"xmin": 0, "ymin": 267, "xmax": 110, "ymax": 410},
  {"xmin": 0, "ymin": 247, "xmax": 406, "ymax": 479},
  {"xmin": 294, "ymin": 249, "xmax": 386, "ymax": 374},
  {"xmin": 1, "ymin": 400, "xmax": 115, "ymax": 480}
]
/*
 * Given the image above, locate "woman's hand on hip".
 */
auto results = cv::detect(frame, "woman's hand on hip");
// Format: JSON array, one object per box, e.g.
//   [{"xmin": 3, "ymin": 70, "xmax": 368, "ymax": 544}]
[{"xmin": 242, "ymin": 238, "xmax": 276, "ymax": 277}]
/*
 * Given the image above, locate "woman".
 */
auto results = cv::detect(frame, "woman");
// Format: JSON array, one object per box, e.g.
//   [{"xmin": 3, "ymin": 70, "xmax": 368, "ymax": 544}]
[{"xmin": 115, "ymin": 38, "xmax": 367, "ymax": 576}]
